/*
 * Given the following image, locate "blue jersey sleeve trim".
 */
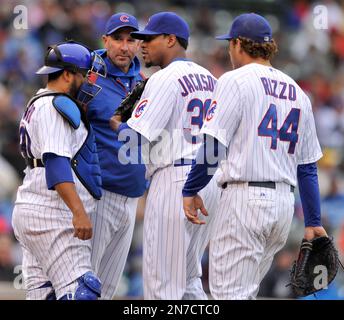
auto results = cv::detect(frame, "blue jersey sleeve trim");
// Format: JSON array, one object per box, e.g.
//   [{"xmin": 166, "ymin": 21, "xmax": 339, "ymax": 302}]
[
  {"xmin": 118, "ymin": 122, "xmax": 149, "ymax": 148},
  {"xmin": 52, "ymin": 95, "xmax": 81, "ymax": 129},
  {"xmin": 43, "ymin": 153, "xmax": 74, "ymax": 190},
  {"xmin": 182, "ymin": 135, "xmax": 226, "ymax": 197},
  {"xmin": 297, "ymin": 162, "xmax": 322, "ymax": 227}
]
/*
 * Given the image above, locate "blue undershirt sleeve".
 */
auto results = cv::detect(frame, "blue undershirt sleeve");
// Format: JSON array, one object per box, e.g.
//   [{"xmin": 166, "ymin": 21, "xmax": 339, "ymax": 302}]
[
  {"xmin": 297, "ymin": 162, "xmax": 321, "ymax": 227},
  {"xmin": 118, "ymin": 122, "xmax": 131, "ymax": 133},
  {"xmin": 182, "ymin": 135, "xmax": 226, "ymax": 197},
  {"xmin": 43, "ymin": 153, "xmax": 74, "ymax": 190},
  {"xmin": 118, "ymin": 122, "xmax": 148, "ymax": 146}
]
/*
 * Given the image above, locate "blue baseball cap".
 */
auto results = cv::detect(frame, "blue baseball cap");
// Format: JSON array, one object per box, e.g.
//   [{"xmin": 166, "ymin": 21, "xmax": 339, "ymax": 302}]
[
  {"xmin": 131, "ymin": 12, "xmax": 190, "ymax": 41},
  {"xmin": 216, "ymin": 13, "xmax": 272, "ymax": 43},
  {"xmin": 105, "ymin": 13, "xmax": 139, "ymax": 35},
  {"xmin": 36, "ymin": 42, "xmax": 93, "ymax": 75}
]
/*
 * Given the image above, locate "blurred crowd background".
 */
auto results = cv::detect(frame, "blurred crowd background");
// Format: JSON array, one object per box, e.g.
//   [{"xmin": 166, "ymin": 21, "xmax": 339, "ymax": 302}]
[{"xmin": 1, "ymin": 0, "xmax": 344, "ymax": 299}]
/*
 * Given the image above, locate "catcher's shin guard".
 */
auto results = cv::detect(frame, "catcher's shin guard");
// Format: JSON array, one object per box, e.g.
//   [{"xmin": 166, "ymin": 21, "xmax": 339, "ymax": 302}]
[{"xmin": 59, "ymin": 272, "xmax": 101, "ymax": 300}]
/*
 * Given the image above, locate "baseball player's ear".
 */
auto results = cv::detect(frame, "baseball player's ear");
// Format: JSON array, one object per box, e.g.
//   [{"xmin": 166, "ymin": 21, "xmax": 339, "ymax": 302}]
[
  {"xmin": 166, "ymin": 34, "xmax": 177, "ymax": 48},
  {"xmin": 61, "ymin": 70, "xmax": 69, "ymax": 82},
  {"xmin": 236, "ymin": 40, "xmax": 244, "ymax": 53},
  {"xmin": 63, "ymin": 70, "xmax": 75, "ymax": 83}
]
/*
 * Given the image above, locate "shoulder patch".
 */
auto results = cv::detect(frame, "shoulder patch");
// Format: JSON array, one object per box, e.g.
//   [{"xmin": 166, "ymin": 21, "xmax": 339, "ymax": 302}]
[
  {"xmin": 52, "ymin": 95, "xmax": 81, "ymax": 129},
  {"xmin": 205, "ymin": 100, "xmax": 217, "ymax": 122},
  {"xmin": 134, "ymin": 99, "xmax": 148, "ymax": 118}
]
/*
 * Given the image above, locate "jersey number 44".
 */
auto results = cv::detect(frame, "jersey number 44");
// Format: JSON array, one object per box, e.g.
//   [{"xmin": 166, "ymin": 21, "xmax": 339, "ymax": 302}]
[{"xmin": 258, "ymin": 103, "xmax": 300, "ymax": 154}]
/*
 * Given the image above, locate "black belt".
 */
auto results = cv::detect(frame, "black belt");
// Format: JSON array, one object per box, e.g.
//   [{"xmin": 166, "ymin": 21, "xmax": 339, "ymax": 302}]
[
  {"xmin": 222, "ymin": 181, "xmax": 295, "ymax": 193},
  {"xmin": 173, "ymin": 158, "xmax": 194, "ymax": 167},
  {"xmin": 26, "ymin": 158, "xmax": 44, "ymax": 169}
]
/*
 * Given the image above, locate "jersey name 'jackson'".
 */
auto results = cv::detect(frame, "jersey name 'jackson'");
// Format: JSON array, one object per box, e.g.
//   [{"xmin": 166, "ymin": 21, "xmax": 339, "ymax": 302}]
[{"xmin": 178, "ymin": 73, "xmax": 216, "ymax": 97}]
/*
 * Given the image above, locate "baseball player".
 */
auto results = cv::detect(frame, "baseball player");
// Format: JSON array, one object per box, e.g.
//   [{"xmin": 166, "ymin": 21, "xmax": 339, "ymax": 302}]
[
  {"xmin": 86, "ymin": 13, "xmax": 147, "ymax": 299},
  {"xmin": 182, "ymin": 13, "xmax": 328, "ymax": 299},
  {"xmin": 111, "ymin": 12, "xmax": 221, "ymax": 300},
  {"xmin": 12, "ymin": 42, "xmax": 106, "ymax": 300}
]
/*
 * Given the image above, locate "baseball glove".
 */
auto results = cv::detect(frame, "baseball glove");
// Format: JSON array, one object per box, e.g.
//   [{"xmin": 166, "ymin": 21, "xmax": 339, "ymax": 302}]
[
  {"xmin": 289, "ymin": 236, "xmax": 340, "ymax": 297},
  {"xmin": 114, "ymin": 78, "xmax": 148, "ymax": 122}
]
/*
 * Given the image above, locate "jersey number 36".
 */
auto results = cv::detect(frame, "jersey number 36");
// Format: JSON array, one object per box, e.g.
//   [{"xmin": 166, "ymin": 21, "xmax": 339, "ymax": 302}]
[{"xmin": 185, "ymin": 98, "xmax": 212, "ymax": 144}]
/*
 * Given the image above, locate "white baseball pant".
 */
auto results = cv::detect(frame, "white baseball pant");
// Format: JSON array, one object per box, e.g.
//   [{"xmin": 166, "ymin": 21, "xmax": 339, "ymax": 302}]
[
  {"xmin": 90, "ymin": 190, "xmax": 138, "ymax": 299},
  {"xmin": 143, "ymin": 165, "xmax": 220, "ymax": 300},
  {"xmin": 209, "ymin": 182, "xmax": 294, "ymax": 299},
  {"xmin": 12, "ymin": 205, "xmax": 93, "ymax": 299}
]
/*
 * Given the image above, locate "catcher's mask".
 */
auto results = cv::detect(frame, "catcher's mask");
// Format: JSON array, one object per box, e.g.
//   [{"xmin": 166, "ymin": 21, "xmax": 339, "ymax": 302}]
[{"xmin": 36, "ymin": 41, "xmax": 107, "ymax": 105}]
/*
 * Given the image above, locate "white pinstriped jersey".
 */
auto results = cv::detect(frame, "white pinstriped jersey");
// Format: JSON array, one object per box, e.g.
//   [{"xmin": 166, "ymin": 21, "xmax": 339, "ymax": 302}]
[
  {"xmin": 127, "ymin": 60, "xmax": 219, "ymax": 299},
  {"xmin": 127, "ymin": 60, "xmax": 216, "ymax": 176},
  {"xmin": 201, "ymin": 63, "xmax": 322, "ymax": 187},
  {"xmin": 15, "ymin": 89, "xmax": 95, "ymax": 211}
]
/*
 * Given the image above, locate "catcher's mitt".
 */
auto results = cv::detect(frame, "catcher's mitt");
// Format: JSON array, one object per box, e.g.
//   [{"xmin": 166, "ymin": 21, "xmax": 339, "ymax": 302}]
[
  {"xmin": 289, "ymin": 236, "xmax": 341, "ymax": 297},
  {"xmin": 114, "ymin": 78, "xmax": 148, "ymax": 122}
]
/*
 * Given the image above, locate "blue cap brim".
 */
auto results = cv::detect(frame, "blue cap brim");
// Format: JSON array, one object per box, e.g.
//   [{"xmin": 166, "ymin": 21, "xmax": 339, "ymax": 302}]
[
  {"xmin": 131, "ymin": 30, "xmax": 162, "ymax": 39},
  {"xmin": 106, "ymin": 24, "xmax": 139, "ymax": 35},
  {"xmin": 215, "ymin": 34, "xmax": 232, "ymax": 40},
  {"xmin": 36, "ymin": 66, "xmax": 63, "ymax": 75}
]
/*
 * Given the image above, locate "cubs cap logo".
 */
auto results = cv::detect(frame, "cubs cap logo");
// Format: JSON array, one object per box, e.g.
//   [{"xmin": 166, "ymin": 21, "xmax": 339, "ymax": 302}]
[
  {"xmin": 206, "ymin": 101, "xmax": 217, "ymax": 121},
  {"xmin": 120, "ymin": 15, "xmax": 130, "ymax": 23},
  {"xmin": 134, "ymin": 99, "xmax": 148, "ymax": 118}
]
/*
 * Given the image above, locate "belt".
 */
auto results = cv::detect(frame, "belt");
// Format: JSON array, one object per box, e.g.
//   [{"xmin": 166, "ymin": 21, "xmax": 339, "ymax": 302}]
[
  {"xmin": 173, "ymin": 158, "xmax": 194, "ymax": 167},
  {"xmin": 222, "ymin": 181, "xmax": 295, "ymax": 193},
  {"xmin": 26, "ymin": 158, "xmax": 44, "ymax": 169}
]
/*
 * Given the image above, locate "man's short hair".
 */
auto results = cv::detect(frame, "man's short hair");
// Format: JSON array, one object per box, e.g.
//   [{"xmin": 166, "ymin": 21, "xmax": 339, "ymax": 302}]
[
  {"xmin": 176, "ymin": 36, "xmax": 188, "ymax": 50},
  {"xmin": 48, "ymin": 69, "xmax": 64, "ymax": 82}
]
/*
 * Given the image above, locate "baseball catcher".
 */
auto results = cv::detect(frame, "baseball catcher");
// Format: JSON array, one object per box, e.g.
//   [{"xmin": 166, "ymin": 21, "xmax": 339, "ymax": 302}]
[
  {"xmin": 289, "ymin": 236, "xmax": 343, "ymax": 297},
  {"xmin": 114, "ymin": 78, "xmax": 148, "ymax": 122}
]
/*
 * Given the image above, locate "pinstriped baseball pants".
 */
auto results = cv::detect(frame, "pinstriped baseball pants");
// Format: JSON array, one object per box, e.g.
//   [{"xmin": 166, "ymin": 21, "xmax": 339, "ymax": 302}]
[
  {"xmin": 90, "ymin": 190, "xmax": 138, "ymax": 299},
  {"xmin": 143, "ymin": 165, "xmax": 220, "ymax": 300},
  {"xmin": 12, "ymin": 204, "xmax": 94, "ymax": 299},
  {"xmin": 209, "ymin": 182, "xmax": 294, "ymax": 299}
]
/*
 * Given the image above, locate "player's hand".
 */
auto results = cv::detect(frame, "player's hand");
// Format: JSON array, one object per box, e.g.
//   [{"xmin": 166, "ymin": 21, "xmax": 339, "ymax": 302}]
[
  {"xmin": 109, "ymin": 115, "xmax": 122, "ymax": 132},
  {"xmin": 304, "ymin": 226, "xmax": 328, "ymax": 241},
  {"xmin": 183, "ymin": 194, "xmax": 208, "ymax": 225},
  {"xmin": 72, "ymin": 211, "xmax": 93, "ymax": 240}
]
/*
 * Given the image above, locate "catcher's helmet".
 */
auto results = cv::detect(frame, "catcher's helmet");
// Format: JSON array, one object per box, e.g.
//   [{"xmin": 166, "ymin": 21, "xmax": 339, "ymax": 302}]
[
  {"xmin": 36, "ymin": 42, "xmax": 94, "ymax": 75},
  {"xmin": 36, "ymin": 41, "xmax": 107, "ymax": 105}
]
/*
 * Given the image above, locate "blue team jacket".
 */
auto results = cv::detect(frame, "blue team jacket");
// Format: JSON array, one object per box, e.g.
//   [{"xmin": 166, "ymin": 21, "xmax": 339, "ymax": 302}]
[{"xmin": 86, "ymin": 49, "xmax": 146, "ymax": 198}]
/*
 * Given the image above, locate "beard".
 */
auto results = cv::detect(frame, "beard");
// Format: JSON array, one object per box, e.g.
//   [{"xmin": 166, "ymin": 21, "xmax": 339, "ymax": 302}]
[
  {"xmin": 68, "ymin": 78, "xmax": 80, "ymax": 98},
  {"xmin": 113, "ymin": 56, "xmax": 131, "ymax": 68},
  {"xmin": 145, "ymin": 61, "xmax": 153, "ymax": 68},
  {"xmin": 143, "ymin": 54, "xmax": 161, "ymax": 68},
  {"xmin": 144, "ymin": 57, "xmax": 157, "ymax": 68}
]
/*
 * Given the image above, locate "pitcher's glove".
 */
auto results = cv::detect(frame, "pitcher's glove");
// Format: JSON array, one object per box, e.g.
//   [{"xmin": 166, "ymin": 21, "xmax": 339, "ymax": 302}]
[
  {"xmin": 114, "ymin": 78, "xmax": 148, "ymax": 122},
  {"xmin": 289, "ymin": 236, "xmax": 340, "ymax": 297}
]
